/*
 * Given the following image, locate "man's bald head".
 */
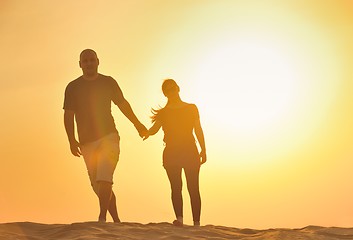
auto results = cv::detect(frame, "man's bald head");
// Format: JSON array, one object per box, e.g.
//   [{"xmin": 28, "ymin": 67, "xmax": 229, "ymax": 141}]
[
  {"xmin": 80, "ymin": 49, "xmax": 97, "ymax": 60},
  {"xmin": 79, "ymin": 49, "xmax": 99, "ymax": 78}
]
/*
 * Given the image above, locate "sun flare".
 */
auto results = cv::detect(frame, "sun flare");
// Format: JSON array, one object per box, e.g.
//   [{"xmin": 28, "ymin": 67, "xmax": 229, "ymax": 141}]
[
  {"xmin": 193, "ymin": 37, "xmax": 298, "ymax": 140},
  {"xmin": 188, "ymin": 30, "xmax": 342, "ymax": 160},
  {"xmin": 146, "ymin": 1, "xmax": 345, "ymax": 169}
]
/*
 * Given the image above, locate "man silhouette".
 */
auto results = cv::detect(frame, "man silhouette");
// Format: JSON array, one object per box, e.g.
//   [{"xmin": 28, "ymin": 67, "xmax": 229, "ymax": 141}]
[{"xmin": 63, "ymin": 49, "xmax": 147, "ymax": 222}]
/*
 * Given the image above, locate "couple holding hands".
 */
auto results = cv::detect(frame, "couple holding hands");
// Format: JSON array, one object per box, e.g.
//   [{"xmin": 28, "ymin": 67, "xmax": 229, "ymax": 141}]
[{"xmin": 63, "ymin": 49, "xmax": 207, "ymax": 227}]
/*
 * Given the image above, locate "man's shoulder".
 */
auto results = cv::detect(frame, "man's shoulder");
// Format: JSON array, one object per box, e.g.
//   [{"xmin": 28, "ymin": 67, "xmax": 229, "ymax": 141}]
[
  {"xmin": 99, "ymin": 74, "xmax": 115, "ymax": 81},
  {"xmin": 67, "ymin": 76, "xmax": 83, "ymax": 86},
  {"xmin": 98, "ymin": 74, "xmax": 119, "ymax": 85},
  {"xmin": 65, "ymin": 76, "xmax": 83, "ymax": 92}
]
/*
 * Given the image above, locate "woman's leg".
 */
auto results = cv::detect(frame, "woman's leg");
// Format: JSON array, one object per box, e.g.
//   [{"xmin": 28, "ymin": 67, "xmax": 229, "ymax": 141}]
[
  {"xmin": 184, "ymin": 166, "xmax": 201, "ymax": 224},
  {"xmin": 165, "ymin": 166, "xmax": 183, "ymax": 223}
]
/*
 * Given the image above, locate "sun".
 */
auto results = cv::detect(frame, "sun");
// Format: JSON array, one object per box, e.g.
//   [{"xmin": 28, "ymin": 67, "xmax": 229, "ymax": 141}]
[
  {"xmin": 150, "ymin": 1, "xmax": 343, "ymax": 165},
  {"xmin": 192, "ymin": 36, "xmax": 298, "ymax": 142},
  {"xmin": 186, "ymin": 29, "xmax": 342, "ymax": 161}
]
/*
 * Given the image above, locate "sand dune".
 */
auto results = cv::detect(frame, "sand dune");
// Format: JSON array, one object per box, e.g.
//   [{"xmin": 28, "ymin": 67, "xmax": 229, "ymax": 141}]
[{"xmin": 1, "ymin": 222, "xmax": 353, "ymax": 240}]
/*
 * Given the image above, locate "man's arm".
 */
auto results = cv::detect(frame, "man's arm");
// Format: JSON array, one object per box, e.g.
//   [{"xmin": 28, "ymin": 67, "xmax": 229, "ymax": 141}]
[
  {"xmin": 64, "ymin": 110, "xmax": 81, "ymax": 157},
  {"xmin": 117, "ymin": 99, "xmax": 147, "ymax": 138},
  {"xmin": 143, "ymin": 120, "xmax": 162, "ymax": 140}
]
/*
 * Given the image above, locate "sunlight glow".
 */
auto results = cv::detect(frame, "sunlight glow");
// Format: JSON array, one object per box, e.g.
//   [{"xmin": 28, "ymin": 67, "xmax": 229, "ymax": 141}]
[
  {"xmin": 2, "ymin": 0, "xmax": 352, "ymax": 229},
  {"xmin": 194, "ymin": 37, "xmax": 297, "ymax": 139},
  {"xmin": 152, "ymin": 1, "xmax": 344, "ymax": 157}
]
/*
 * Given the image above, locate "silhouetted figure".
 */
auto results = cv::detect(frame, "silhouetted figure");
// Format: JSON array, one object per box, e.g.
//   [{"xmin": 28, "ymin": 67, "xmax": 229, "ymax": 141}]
[
  {"xmin": 63, "ymin": 49, "xmax": 147, "ymax": 223},
  {"xmin": 144, "ymin": 79, "xmax": 207, "ymax": 226}
]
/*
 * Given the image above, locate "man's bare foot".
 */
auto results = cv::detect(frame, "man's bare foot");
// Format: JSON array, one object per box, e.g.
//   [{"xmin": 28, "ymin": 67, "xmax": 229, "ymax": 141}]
[{"xmin": 98, "ymin": 217, "xmax": 106, "ymax": 223}]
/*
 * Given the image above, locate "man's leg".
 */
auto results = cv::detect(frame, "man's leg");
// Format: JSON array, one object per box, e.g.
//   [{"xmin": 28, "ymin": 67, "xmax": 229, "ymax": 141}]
[
  {"xmin": 97, "ymin": 181, "xmax": 113, "ymax": 222},
  {"xmin": 96, "ymin": 133, "xmax": 121, "ymax": 222},
  {"xmin": 108, "ymin": 191, "xmax": 120, "ymax": 223},
  {"xmin": 92, "ymin": 182, "xmax": 120, "ymax": 223}
]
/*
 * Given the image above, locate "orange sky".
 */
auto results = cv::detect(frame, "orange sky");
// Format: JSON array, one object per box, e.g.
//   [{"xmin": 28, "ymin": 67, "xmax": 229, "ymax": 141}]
[{"xmin": 1, "ymin": 0, "xmax": 353, "ymax": 229}]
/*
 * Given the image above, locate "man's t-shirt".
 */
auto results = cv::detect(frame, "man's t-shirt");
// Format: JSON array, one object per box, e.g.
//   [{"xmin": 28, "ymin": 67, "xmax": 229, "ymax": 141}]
[{"xmin": 63, "ymin": 74, "xmax": 124, "ymax": 144}]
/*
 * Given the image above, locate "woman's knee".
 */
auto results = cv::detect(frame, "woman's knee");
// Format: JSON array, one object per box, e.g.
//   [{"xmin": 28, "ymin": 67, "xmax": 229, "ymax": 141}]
[
  {"xmin": 185, "ymin": 170, "xmax": 200, "ymax": 192},
  {"xmin": 166, "ymin": 167, "xmax": 182, "ymax": 192},
  {"xmin": 187, "ymin": 184, "xmax": 200, "ymax": 197},
  {"xmin": 170, "ymin": 180, "xmax": 182, "ymax": 193}
]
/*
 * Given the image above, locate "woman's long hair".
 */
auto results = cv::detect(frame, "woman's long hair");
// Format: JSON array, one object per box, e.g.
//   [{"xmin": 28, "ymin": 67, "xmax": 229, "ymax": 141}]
[
  {"xmin": 150, "ymin": 106, "xmax": 163, "ymax": 123},
  {"xmin": 150, "ymin": 79, "xmax": 179, "ymax": 123}
]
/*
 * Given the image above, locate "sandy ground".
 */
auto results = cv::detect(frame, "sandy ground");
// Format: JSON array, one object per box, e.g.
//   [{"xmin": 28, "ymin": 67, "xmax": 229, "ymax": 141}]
[{"xmin": 1, "ymin": 222, "xmax": 353, "ymax": 240}]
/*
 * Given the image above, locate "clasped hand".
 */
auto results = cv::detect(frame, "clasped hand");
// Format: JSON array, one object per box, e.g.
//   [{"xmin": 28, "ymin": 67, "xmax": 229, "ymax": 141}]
[{"xmin": 135, "ymin": 123, "xmax": 149, "ymax": 139}]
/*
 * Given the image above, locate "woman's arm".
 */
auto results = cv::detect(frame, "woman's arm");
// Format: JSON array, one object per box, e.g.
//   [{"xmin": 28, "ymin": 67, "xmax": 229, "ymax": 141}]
[{"xmin": 194, "ymin": 117, "xmax": 207, "ymax": 164}]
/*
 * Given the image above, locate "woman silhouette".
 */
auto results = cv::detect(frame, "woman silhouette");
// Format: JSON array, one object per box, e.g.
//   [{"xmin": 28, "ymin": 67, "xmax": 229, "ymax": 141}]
[{"xmin": 144, "ymin": 79, "xmax": 207, "ymax": 226}]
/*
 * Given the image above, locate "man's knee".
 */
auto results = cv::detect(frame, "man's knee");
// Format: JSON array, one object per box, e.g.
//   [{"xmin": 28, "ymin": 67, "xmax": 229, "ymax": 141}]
[
  {"xmin": 97, "ymin": 180, "xmax": 113, "ymax": 190},
  {"xmin": 92, "ymin": 181, "xmax": 112, "ymax": 194}
]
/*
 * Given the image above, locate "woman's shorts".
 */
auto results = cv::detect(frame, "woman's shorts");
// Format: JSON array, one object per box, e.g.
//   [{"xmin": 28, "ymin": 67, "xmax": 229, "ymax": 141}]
[{"xmin": 163, "ymin": 143, "xmax": 200, "ymax": 169}]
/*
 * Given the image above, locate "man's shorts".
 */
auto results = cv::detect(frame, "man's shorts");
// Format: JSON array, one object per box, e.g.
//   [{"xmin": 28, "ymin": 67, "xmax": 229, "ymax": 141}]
[{"xmin": 81, "ymin": 132, "xmax": 120, "ymax": 185}]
